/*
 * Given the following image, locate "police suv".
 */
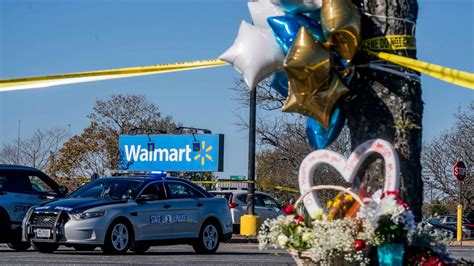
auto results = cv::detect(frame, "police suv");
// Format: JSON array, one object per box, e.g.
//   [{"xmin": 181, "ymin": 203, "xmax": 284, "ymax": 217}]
[
  {"xmin": 22, "ymin": 174, "xmax": 233, "ymax": 254},
  {"xmin": 0, "ymin": 165, "xmax": 68, "ymax": 251}
]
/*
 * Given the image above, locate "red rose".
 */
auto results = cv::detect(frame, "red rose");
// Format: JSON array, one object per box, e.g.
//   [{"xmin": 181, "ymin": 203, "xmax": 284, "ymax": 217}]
[
  {"xmin": 354, "ymin": 239, "xmax": 366, "ymax": 251},
  {"xmin": 396, "ymin": 198, "xmax": 410, "ymax": 209},
  {"xmin": 283, "ymin": 204, "xmax": 295, "ymax": 215},
  {"xmin": 294, "ymin": 215, "xmax": 305, "ymax": 223},
  {"xmin": 381, "ymin": 191, "xmax": 399, "ymax": 199}
]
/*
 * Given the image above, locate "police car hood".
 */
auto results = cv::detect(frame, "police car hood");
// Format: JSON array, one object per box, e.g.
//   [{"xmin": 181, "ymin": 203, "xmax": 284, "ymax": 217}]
[{"xmin": 36, "ymin": 198, "xmax": 124, "ymax": 213}]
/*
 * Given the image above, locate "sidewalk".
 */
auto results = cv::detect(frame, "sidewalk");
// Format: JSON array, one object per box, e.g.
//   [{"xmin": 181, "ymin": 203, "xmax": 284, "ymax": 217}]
[
  {"xmin": 450, "ymin": 240, "xmax": 474, "ymax": 247},
  {"xmin": 226, "ymin": 236, "xmax": 474, "ymax": 246}
]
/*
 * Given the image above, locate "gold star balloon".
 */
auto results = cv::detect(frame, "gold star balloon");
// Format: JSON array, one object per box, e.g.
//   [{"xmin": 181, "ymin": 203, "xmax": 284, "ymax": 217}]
[
  {"xmin": 282, "ymin": 27, "xmax": 349, "ymax": 129},
  {"xmin": 321, "ymin": 0, "xmax": 361, "ymax": 61}
]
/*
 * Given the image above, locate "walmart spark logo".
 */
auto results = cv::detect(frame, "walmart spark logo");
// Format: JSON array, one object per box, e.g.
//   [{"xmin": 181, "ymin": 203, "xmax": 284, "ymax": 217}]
[{"xmin": 193, "ymin": 141, "xmax": 213, "ymax": 166}]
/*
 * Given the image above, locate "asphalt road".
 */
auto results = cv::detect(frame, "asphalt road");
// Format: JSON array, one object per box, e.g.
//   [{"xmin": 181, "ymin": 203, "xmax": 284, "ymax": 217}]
[
  {"xmin": 0, "ymin": 243, "xmax": 294, "ymax": 265},
  {"xmin": 0, "ymin": 243, "xmax": 473, "ymax": 265}
]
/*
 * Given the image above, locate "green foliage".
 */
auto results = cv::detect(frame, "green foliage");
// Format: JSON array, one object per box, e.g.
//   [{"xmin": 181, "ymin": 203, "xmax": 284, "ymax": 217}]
[
  {"xmin": 375, "ymin": 215, "xmax": 408, "ymax": 244},
  {"xmin": 429, "ymin": 203, "xmax": 450, "ymax": 216}
]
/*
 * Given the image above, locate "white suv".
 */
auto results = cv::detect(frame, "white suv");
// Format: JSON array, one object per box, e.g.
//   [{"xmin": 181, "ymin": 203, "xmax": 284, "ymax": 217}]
[{"xmin": 210, "ymin": 190, "xmax": 283, "ymax": 233}]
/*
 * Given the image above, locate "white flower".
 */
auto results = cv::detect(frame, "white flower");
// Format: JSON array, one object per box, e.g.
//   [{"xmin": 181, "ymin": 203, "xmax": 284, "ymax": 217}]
[
  {"xmin": 277, "ymin": 234, "xmax": 288, "ymax": 246},
  {"xmin": 302, "ymin": 232, "xmax": 313, "ymax": 242},
  {"xmin": 310, "ymin": 208, "xmax": 325, "ymax": 220}
]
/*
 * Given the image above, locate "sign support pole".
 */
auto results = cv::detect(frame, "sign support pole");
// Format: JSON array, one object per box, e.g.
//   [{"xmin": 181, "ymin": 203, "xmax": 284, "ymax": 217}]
[
  {"xmin": 240, "ymin": 86, "xmax": 259, "ymax": 236},
  {"xmin": 453, "ymin": 161, "xmax": 466, "ymax": 245},
  {"xmin": 457, "ymin": 181, "xmax": 462, "ymax": 245}
]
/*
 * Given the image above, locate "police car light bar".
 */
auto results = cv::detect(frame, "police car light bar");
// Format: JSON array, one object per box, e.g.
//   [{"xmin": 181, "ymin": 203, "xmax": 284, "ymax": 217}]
[{"xmin": 111, "ymin": 170, "xmax": 168, "ymax": 178}]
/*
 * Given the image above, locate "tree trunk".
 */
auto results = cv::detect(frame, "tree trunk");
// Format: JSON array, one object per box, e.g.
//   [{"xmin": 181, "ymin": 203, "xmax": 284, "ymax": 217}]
[{"xmin": 348, "ymin": 0, "xmax": 423, "ymax": 220}]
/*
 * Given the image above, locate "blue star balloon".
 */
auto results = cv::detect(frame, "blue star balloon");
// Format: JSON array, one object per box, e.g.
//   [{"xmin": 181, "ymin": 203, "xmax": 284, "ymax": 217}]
[
  {"xmin": 270, "ymin": 71, "xmax": 289, "ymax": 97},
  {"xmin": 306, "ymin": 107, "xmax": 345, "ymax": 149},
  {"xmin": 301, "ymin": 9, "xmax": 323, "ymax": 27},
  {"xmin": 267, "ymin": 14, "xmax": 325, "ymax": 53}
]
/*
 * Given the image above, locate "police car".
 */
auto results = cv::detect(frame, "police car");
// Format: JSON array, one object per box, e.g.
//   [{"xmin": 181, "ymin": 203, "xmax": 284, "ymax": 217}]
[
  {"xmin": 22, "ymin": 174, "xmax": 233, "ymax": 254},
  {"xmin": 0, "ymin": 165, "xmax": 68, "ymax": 251}
]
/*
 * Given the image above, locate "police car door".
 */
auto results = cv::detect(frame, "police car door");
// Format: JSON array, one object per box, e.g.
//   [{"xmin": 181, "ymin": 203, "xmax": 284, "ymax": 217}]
[
  {"xmin": 164, "ymin": 181, "xmax": 202, "ymax": 238},
  {"xmin": 134, "ymin": 182, "xmax": 174, "ymax": 240},
  {"xmin": 0, "ymin": 170, "xmax": 47, "ymax": 225}
]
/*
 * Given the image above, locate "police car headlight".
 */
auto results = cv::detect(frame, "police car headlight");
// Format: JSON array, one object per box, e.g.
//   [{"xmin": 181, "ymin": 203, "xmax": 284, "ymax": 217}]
[{"xmin": 73, "ymin": 210, "xmax": 106, "ymax": 220}]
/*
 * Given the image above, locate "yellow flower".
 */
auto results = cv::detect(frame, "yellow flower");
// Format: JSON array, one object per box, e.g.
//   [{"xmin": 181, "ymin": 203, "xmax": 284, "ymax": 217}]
[
  {"xmin": 295, "ymin": 225, "xmax": 303, "ymax": 234},
  {"xmin": 344, "ymin": 194, "xmax": 353, "ymax": 201},
  {"xmin": 327, "ymin": 200, "xmax": 333, "ymax": 209}
]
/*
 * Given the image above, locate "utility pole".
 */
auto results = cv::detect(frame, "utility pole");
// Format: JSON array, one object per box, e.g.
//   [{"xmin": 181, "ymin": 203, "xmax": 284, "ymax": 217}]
[{"xmin": 430, "ymin": 181, "xmax": 433, "ymax": 204}]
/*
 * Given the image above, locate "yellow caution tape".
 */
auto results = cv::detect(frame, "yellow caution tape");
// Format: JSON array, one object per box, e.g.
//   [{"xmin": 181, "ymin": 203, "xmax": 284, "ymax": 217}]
[
  {"xmin": 0, "ymin": 59, "xmax": 228, "ymax": 92},
  {"xmin": 362, "ymin": 35, "xmax": 416, "ymax": 51},
  {"xmin": 366, "ymin": 50, "xmax": 474, "ymax": 90},
  {"xmin": 191, "ymin": 180, "xmax": 255, "ymax": 184},
  {"xmin": 1, "ymin": 51, "xmax": 472, "ymax": 91},
  {"xmin": 273, "ymin": 186, "xmax": 299, "ymax": 193},
  {"xmin": 190, "ymin": 180, "xmax": 298, "ymax": 193}
]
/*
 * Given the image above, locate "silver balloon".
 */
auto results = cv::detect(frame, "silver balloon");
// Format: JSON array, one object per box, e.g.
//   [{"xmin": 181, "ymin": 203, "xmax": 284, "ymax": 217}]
[
  {"xmin": 220, "ymin": 21, "xmax": 285, "ymax": 88},
  {"xmin": 271, "ymin": 0, "xmax": 322, "ymax": 13},
  {"xmin": 248, "ymin": 0, "xmax": 285, "ymax": 28}
]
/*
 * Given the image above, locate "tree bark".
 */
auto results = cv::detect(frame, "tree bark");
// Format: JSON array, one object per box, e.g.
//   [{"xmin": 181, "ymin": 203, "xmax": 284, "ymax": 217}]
[{"xmin": 348, "ymin": 0, "xmax": 423, "ymax": 220}]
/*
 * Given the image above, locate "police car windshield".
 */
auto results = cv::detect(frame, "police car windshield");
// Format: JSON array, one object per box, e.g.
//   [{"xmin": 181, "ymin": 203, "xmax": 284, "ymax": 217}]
[{"xmin": 69, "ymin": 178, "xmax": 144, "ymax": 200}]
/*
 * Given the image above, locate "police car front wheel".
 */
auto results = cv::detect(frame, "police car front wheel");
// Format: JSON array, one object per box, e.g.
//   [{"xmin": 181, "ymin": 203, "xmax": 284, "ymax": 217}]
[
  {"xmin": 7, "ymin": 240, "xmax": 31, "ymax": 251},
  {"xmin": 102, "ymin": 220, "xmax": 131, "ymax": 254},
  {"xmin": 193, "ymin": 222, "xmax": 220, "ymax": 254}
]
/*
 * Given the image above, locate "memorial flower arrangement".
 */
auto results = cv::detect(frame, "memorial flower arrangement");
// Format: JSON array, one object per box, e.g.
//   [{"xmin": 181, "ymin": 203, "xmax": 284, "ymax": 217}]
[
  {"xmin": 258, "ymin": 188, "xmax": 455, "ymax": 265},
  {"xmin": 357, "ymin": 191, "xmax": 417, "ymax": 246},
  {"xmin": 258, "ymin": 188, "xmax": 371, "ymax": 265}
]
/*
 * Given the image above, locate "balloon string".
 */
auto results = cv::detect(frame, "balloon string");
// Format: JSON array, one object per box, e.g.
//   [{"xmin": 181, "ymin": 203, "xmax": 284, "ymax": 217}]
[
  {"xmin": 354, "ymin": 62, "xmax": 421, "ymax": 82},
  {"xmin": 369, "ymin": 64, "xmax": 420, "ymax": 82}
]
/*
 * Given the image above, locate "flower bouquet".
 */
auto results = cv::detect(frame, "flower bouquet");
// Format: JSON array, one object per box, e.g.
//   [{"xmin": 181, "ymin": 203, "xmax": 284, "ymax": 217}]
[
  {"xmin": 259, "ymin": 185, "xmax": 370, "ymax": 265},
  {"xmin": 258, "ymin": 186, "xmax": 455, "ymax": 266}
]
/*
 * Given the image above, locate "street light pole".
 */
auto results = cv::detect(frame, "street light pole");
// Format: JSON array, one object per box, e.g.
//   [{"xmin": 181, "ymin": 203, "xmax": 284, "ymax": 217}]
[
  {"xmin": 247, "ymin": 86, "xmax": 256, "ymax": 216},
  {"xmin": 240, "ymin": 86, "xmax": 259, "ymax": 236}
]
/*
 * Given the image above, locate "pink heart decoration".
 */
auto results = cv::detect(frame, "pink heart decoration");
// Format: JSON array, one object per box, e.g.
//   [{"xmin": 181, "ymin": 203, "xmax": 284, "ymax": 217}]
[{"xmin": 298, "ymin": 139, "xmax": 400, "ymax": 215}]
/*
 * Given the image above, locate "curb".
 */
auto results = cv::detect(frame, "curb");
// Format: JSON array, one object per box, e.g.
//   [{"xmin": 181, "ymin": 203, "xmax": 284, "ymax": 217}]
[
  {"xmin": 225, "ymin": 235, "xmax": 258, "ymax": 244},
  {"xmin": 449, "ymin": 240, "xmax": 474, "ymax": 247}
]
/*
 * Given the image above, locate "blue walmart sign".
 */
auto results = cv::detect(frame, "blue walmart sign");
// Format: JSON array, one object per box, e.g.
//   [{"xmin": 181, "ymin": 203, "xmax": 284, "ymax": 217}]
[{"xmin": 119, "ymin": 134, "xmax": 224, "ymax": 172}]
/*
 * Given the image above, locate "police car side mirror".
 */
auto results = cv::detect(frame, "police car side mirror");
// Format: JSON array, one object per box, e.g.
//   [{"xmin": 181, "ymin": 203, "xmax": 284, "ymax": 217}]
[{"xmin": 137, "ymin": 194, "xmax": 159, "ymax": 202}]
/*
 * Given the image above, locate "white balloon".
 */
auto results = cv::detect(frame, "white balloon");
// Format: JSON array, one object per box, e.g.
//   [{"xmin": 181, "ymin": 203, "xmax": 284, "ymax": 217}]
[
  {"xmin": 219, "ymin": 21, "xmax": 285, "ymax": 89},
  {"xmin": 248, "ymin": 0, "xmax": 285, "ymax": 28},
  {"xmin": 271, "ymin": 0, "xmax": 322, "ymax": 13}
]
